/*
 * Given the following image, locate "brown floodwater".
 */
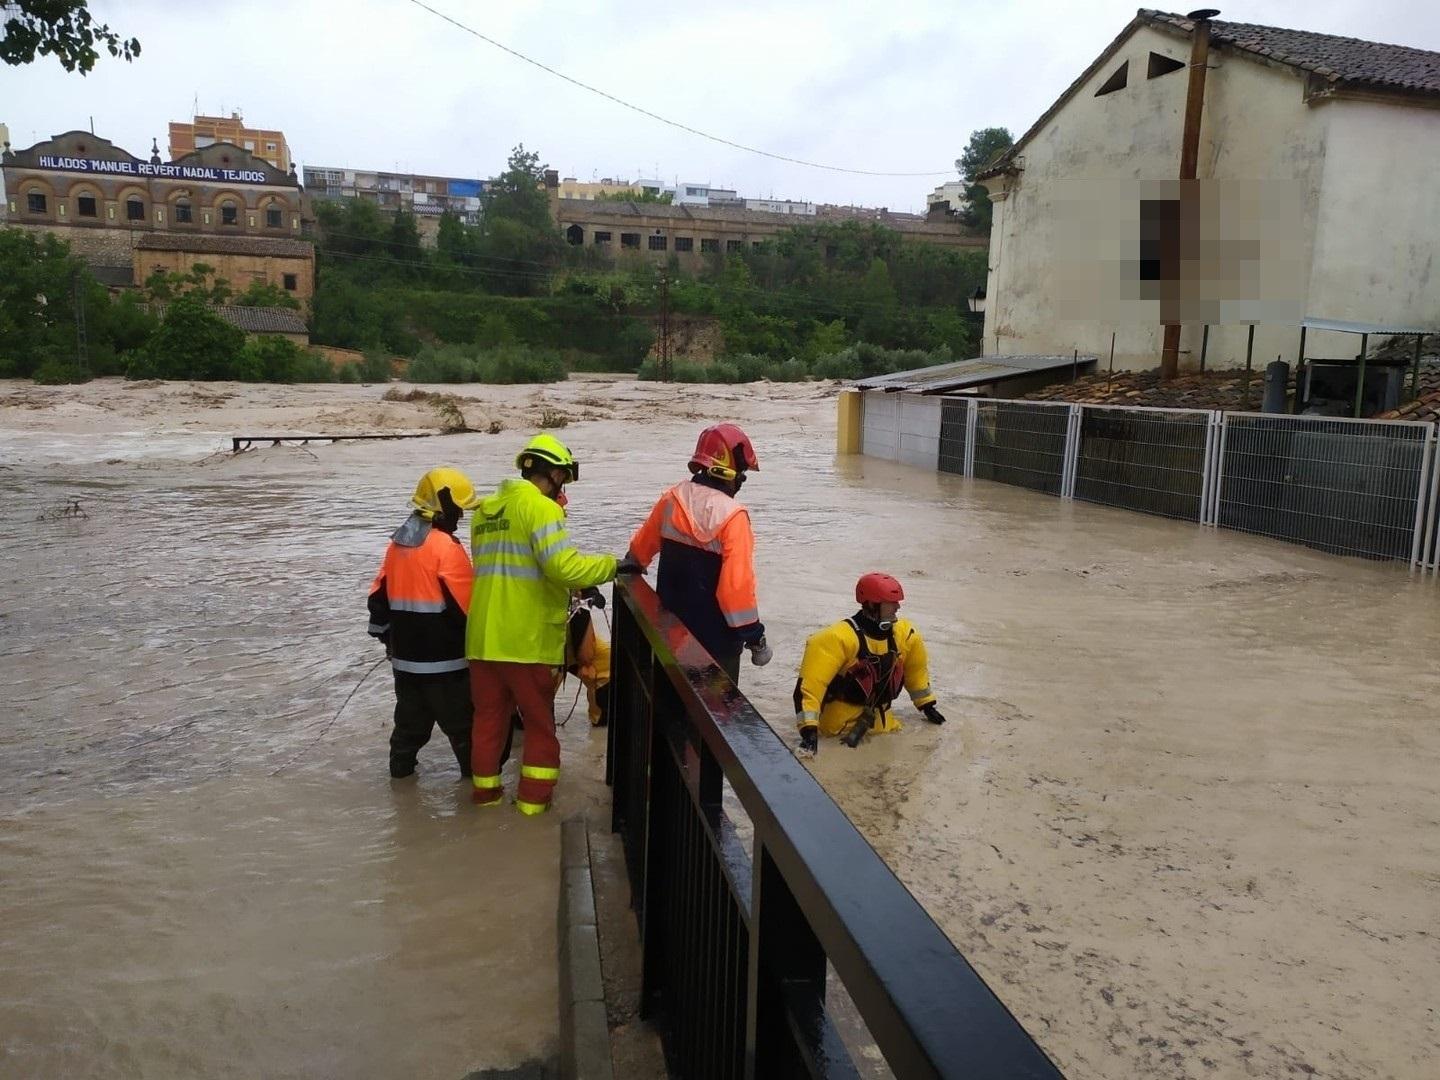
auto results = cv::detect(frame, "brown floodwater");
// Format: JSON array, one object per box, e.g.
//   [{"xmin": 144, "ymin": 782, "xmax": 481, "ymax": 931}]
[{"xmin": 1, "ymin": 379, "xmax": 1437, "ymax": 1079}]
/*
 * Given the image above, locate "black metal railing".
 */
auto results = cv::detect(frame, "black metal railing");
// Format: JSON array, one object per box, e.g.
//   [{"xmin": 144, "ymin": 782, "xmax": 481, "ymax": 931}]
[{"xmin": 606, "ymin": 578, "xmax": 1065, "ymax": 1080}]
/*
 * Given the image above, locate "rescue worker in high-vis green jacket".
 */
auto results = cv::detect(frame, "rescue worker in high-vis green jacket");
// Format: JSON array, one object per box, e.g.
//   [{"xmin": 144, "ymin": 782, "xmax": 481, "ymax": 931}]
[
  {"xmin": 793, "ymin": 573, "xmax": 947, "ymax": 758},
  {"xmin": 466, "ymin": 434, "xmax": 626, "ymax": 815}
]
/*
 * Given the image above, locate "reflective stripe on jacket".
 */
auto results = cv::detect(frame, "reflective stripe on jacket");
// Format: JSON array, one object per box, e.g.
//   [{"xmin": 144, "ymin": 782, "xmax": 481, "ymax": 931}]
[
  {"xmin": 368, "ymin": 513, "xmax": 473, "ymax": 675},
  {"xmin": 628, "ymin": 479, "xmax": 762, "ymax": 660},
  {"xmin": 466, "ymin": 478, "xmax": 617, "ymax": 664},
  {"xmin": 793, "ymin": 617, "xmax": 935, "ymax": 737}
]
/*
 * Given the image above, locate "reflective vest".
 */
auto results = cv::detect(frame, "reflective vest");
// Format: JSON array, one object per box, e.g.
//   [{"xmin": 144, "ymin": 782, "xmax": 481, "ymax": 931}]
[
  {"xmin": 367, "ymin": 513, "xmax": 473, "ymax": 675},
  {"xmin": 628, "ymin": 478, "xmax": 762, "ymax": 660},
  {"xmin": 794, "ymin": 617, "xmax": 936, "ymax": 737},
  {"xmin": 466, "ymin": 478, "xmax": 616, "ymax": 665}
]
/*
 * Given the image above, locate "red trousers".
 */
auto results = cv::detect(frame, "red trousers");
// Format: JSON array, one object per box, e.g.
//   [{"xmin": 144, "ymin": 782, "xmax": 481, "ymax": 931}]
[{"xmin": 469, "ymin": 660, "xmax": 561, "ymax": 813}]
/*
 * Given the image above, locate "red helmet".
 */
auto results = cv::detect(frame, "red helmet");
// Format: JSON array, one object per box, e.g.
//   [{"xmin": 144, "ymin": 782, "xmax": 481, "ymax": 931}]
[
  {"xmin": 856, "ymin": 573, "xmax": 904, "ymax": 605},
  {"xmin": 688, "ymin": 423, "xmax": 758, "ymax": 482}
]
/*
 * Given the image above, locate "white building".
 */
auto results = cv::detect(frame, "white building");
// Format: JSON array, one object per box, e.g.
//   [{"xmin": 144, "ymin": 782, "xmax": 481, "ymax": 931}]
[
  {"xmin": 976, "ymin": 10, "xmax": 1440, "ymax": 371},
  {"xmin": 926, "ymin": 180, "xmax": 966, "ymax": 218},
  {"xmin": 675, "ymin": 182, "xmax": 742, "ymax": 207},
  {"xmin": 745, "ymin": 198, "xmax": 817, "ymax": 216}
]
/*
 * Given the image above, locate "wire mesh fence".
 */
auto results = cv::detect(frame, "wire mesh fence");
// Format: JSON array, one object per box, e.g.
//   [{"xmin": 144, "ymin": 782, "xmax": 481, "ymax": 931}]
[
  {"xmin": 862, "ymin": 389, "xmax": 1439, "ymax": 570},
  {"xmin": 938, "ymin": 398, "xmax": 970, "ymax": 476},
  {"xmin": 1214, "ymin": 414, "xmax": 1434, "ymax": 562},
  {"xmin": 1073, "ymin": 406, "xmax": 1215, "ymax": 522},
  {"xmin": 971, "ymin": 401, "xmax": 1072, "ymax": 496}
]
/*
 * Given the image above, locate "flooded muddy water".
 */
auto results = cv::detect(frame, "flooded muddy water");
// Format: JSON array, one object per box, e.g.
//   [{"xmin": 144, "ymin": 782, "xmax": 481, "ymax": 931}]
[{"xmin": 2, "ymin": 378, "xmax": 1437, "ymax": 1078}]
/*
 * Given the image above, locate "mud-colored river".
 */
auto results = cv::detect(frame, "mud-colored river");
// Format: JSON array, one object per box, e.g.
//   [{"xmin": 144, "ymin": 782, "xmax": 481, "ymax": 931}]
[{"xmin": 2, "ymin": 378, "xmax": 1436, "ymax": 1079}]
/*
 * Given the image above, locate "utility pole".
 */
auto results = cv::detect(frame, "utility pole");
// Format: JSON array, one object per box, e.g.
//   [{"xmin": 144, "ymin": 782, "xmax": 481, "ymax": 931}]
[
  {"xmin": 71, "ymin": 269, "xmax": 89, "ymax": 377},
  {"xmin": 659, "ymin": 271, "xmax": 673, "ymax": 381},
  {"xmin": 1161, "ymin": 8, "xmax": 1218, "ymax": 382}
]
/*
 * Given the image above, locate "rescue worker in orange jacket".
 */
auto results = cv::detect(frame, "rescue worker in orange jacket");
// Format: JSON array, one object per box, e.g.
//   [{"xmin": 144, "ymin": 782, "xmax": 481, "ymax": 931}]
[
  {"xmin": 368, "ymin": 468, "xmax": 480, "ymax": 779},
  {"xmin": 793, "ymin": 573, "xmax": 946, "ymax": 758},
  {"xmin": 624, "ymin": 423, "xmax": 770, "ymax": 683}
]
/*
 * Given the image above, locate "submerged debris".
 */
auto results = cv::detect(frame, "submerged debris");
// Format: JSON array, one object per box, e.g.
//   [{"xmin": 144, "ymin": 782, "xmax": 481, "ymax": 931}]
[{"xmin": 37, "ymin": 499, "xmax": 88, "ymax": 522}]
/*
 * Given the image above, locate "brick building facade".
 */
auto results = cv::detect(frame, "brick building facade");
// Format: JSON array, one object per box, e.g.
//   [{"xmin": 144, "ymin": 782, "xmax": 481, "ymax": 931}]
[{"xmin": 2, "ymin": 131, "xmax": 314, "ymax": 301}]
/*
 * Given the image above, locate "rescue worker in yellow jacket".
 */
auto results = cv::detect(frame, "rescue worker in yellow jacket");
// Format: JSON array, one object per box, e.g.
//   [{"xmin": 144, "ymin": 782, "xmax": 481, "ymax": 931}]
[
  {"xmin": 466, "ymin": 435, "xmax": 625, "ymax": 814},
  {"xmin": 368, "ymin": 468, "xmax": 480, "ymax": 779},
  {"xmin": 793, "ymin": 573, "xmax": 947, "ymax": 757}
]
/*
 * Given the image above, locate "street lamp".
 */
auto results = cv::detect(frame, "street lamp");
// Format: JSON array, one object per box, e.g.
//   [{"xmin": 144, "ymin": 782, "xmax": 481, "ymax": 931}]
[{"xmin": 967, "ymin": 285, "xmax": 986, "ymax": 315}]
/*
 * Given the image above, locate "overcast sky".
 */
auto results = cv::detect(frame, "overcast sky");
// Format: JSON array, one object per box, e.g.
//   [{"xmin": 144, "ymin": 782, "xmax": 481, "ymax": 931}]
[{"xmin": 3, "ymin": 0, "xmax": 1438, "ymax": 212}]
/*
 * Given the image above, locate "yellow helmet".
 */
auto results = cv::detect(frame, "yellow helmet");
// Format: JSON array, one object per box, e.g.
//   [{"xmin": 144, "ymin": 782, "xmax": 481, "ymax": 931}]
[
  {"xmin": 515, "ymin": 433, "xmax": 579, "ymax": 481},
  {"xmin": 411, "ymin": 467, "xmax": 481, "ymax": 519}
]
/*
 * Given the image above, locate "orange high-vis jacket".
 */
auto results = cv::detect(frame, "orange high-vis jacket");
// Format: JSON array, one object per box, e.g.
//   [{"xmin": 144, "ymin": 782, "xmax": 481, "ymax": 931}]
[
  {"xmin": 629, "ymin": 479, "xmax": 762, "ymax": 659},
  {"xmin": 368, "ymin": 514, "xmax": 473, "ymax": 676}
]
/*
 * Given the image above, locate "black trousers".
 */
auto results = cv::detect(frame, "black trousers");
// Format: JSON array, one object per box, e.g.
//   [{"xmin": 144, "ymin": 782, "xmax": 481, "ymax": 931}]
[{"xmin": 390, "ymin": 669, "xmax": 472, "ymax": 778}]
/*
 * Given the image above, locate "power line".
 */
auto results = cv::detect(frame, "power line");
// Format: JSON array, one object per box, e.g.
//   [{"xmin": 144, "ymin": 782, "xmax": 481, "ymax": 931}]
[{"xmin": 403, "ymin": 0, "xmax": 955, "ymax": 179}]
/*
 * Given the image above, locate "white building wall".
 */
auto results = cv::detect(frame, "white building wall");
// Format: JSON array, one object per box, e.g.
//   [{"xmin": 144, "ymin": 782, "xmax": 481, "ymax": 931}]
[
  {"xmin": 979, "ymin": 23, "xmax": 1394, "ymax": 372},
  {"xmin": 860, "ymin": 391, "xmax": 900, "ymax": 461},
  {"xmin": 897, "ymin": 394, "xmax": 942, "ymax": 470}
]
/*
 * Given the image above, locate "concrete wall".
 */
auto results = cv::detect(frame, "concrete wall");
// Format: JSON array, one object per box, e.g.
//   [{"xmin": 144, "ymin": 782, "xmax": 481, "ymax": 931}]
[
  {"xmin": 857, "ymin": 391, "xmax": 944, "ymax": 469},
  {"xmin": 860, "ymin": 391, "xmax": 900, "ymax": 461},
  {"xmin": 1306, "ymin": 99, "xmax": 1440, "ymax": 351},
  {"xmin": 977, "ymin": 24, "xmax": 1438, "ymax": 371}
]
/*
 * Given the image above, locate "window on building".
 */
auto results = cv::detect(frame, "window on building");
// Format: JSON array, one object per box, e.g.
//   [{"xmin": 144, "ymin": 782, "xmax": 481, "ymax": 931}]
[
  {"xmin": 1147, "ymin": 52, "xmax": 1186, "ymax": 79},
  {"xmin": 700, "ymin": 238, "xmax": 719, "ymax": 253},
  {"xmin": 648, "ymin": 234, "xmax": 667, "ymax": 251},
  {"xmin": 593, "ymin": 231, "xmax": 612, "ymax": 245},
  {"xmin": 726, "ymin": 239, "xmax": 743, "ymax": 253},
  {"xmin": 674, "ymin": 236, "xmax": 694, "ymax": 252},
  {"xmin": 26, "ymin": 192, "xmax": 47, "ymax": 213},
  {"xmin": 221, "ymin": 203, "xmax": 238, "ymax": 226},
  {"xmin": 621, "ymin": 232, "xmax": 640, "ymax": 249},
  {"xmin": 751, "ymin": 241, "xmax": 763, "ymax": 250},
  {"xmin": 686, "ymin": 187, "xmax": 703, "ymax": 196},
  {"xmin": 174, "ymin": 200, "xmax": 193, "ymax": 223},
  {"xmin": 77, "ymin": 195, "xmax": 97, "ymax": 217},
  {"xmin": 565, "ymin": 224, "xmax": 585, "ymax": 246},
  {"xmin": 266, "ymin": 142, "xmax": 277, "ymax": 152},
  {"xmin": 266, "ymin": 206, "xmax": 283, "ymax": 228},
  {"xmin": 126, "ymin": 197, "xmax": 145, "ymax": 221},
  {"xmin": 195, "ymin": 135, "xmax": 215, "ymax": 148},
  {"xmin": 283, "ymin": 273, "xmax": 298, "ymax": 291},
  {"xmin": 1095, "ymin": 60, "xmax": 1129, "ymax": 96},
  {"xmin": 243, "ymin": 140, "xmax": 255, "ymax": 150}
]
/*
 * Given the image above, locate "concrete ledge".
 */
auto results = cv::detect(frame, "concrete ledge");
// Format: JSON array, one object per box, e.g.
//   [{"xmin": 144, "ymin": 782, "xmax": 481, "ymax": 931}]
[{"xmin": 558, "ymin": 817, "xmax": 614, "ymax": 1080}]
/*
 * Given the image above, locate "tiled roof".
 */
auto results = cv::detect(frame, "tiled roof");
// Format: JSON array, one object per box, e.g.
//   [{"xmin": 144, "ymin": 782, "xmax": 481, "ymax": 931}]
[
  {"xmin": 149, "ymin": 302, "xmax": 308, "ymax": 335},
  {"xmin": 1143, "ymin": 10, "xmax": 1440, "ymax": 96},
  {"xmin": 980, "ymin": 10, "xmax": 1440, "ymax": 180},
  {"xmin": 1025, "ymin": 368, "xmax": 1281, "ymax": 411},
  {"xmin": 212, "ymin": 305, "xmax": 308, "ymax": 334},
  {"xmin": 134, "ymin": 233, "xmax": 313, "ymax": 258}
]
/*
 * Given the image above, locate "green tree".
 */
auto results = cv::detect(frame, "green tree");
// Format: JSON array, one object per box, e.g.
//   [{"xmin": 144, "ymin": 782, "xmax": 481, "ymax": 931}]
[
  {"xmin": 0, "ymin": 227, "xmax": 86, "ymax": 374},
  {"xmin": 143, "ymin": 263, "xmax": 232, "ymax": 305},
  {"xmin": 131, "ymin": 293, "xmax": 245, "ymax": 380},
  {"xmin": 955, "ymin": 127, "xmax": 1014, "ymax": 232},
  {"xmin": 595, "ymin": 189, "xmax": 673, "ymax": 205},
  {"xmin": 855, "ymin": 258, "xmax": 899, "ymax": 345},
  {"xmin": 478, "ymin": 145, "xmax": 562, "ymax": 295},
  {"xmin": 0, "ymin": 0, "xmax": 139, "ymax": 72},
  {"xmin": 233, "ymin": 279, "xmax": 301, "ymax": 309}
]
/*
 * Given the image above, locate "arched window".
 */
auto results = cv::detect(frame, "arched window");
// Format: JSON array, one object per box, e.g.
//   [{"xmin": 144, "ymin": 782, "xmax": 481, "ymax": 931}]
[
  {"xmin": 174, "ymin": 198, "xmax": 194, "ymax": 224},
  {"xmin": 22, "ymin": 182, "xmax": 53, "ymax": 216},
  {"xmin": 126, "ymin": 196, "xmax": 146, "ymax": 222},
  {"xmin": 220, "ymin": 199, "xmax": 239, "ymax": 226},
  {"xmin": 72, "ymin": 186, "xmax": 101, "ymax": 219},
  {"xmin": 263, "ymin": 199, "xmax": 285, "ymax": 228},
  {"xmin": 565, "ymin": 224, "xmax": 584, "ymax": 246}
]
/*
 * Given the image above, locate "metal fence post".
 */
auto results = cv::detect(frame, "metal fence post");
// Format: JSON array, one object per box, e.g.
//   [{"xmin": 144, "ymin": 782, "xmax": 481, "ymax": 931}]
[
  {"xmin": 1061, "ymin": 405, "xmax": 1081, "ymax": 499},
  {"xmin": 1410, "ymin": 423, "xmax": 1437, "ymax": 568},
  {"xmin": 1210, "ymin": 412, "xmax": 1230, "ymax": 528},
  {"xmin": 1423, "ymin": 426, "xmax": 1440, "ymax": 573},
  {"xmin": 964, "ymin": 398, "xmax": 978, "ymax": 477}
]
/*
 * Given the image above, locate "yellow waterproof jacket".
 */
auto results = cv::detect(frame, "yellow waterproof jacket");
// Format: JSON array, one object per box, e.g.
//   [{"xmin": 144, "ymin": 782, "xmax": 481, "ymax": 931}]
[
  {"xmin": 466, "ymin": 479, "xmax": 617, "ymax": 664},
  {"xmin": 794, "ymin": 617, "xmax": 935, "ymax": 737}
]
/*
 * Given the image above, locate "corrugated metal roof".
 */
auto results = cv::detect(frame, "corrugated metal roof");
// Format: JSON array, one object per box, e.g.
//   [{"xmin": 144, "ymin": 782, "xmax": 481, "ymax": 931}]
[
  {"xmin": 854, "ymin": 354, "xmax": 1098, "ymax": 393},
  {"xmin": 1302, "ymin": 316, "xmax": 1437, "ymax": 335}
]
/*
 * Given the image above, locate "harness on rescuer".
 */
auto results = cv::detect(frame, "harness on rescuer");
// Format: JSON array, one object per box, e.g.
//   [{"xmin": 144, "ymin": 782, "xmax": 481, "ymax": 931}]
[{"xmin": 828, "ymin": 618, "xmax": 907, "ymax": 746}]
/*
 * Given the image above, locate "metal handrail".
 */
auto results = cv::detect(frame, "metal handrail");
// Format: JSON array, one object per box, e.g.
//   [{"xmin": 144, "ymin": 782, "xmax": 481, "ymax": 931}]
[{"xmin": 607, "ymin": 577, "xmax": 1064, "ymax": 1079}]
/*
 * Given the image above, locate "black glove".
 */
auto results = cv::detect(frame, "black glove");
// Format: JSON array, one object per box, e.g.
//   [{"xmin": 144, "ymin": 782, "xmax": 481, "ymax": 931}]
[
  {"xmin": 922, "ymin": 704, "xmax": 947, "ymax": 725},
  {"xmin": 797, "ymin": 727, "xmax": 818, "ymax": 758},
  {"xmin": 580, "ymin": 586, "xmax": 606, "ymax": 609},
  {"xmin": 615, "ymin": 554, "xmax": 646, "ymax": 576}
]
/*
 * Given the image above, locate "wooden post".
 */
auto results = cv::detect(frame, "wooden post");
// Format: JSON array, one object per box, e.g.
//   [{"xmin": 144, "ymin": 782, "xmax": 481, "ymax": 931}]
[{"xmin": 1161, "ymin": 10, "xmax": 1215, "ymax": 382}]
